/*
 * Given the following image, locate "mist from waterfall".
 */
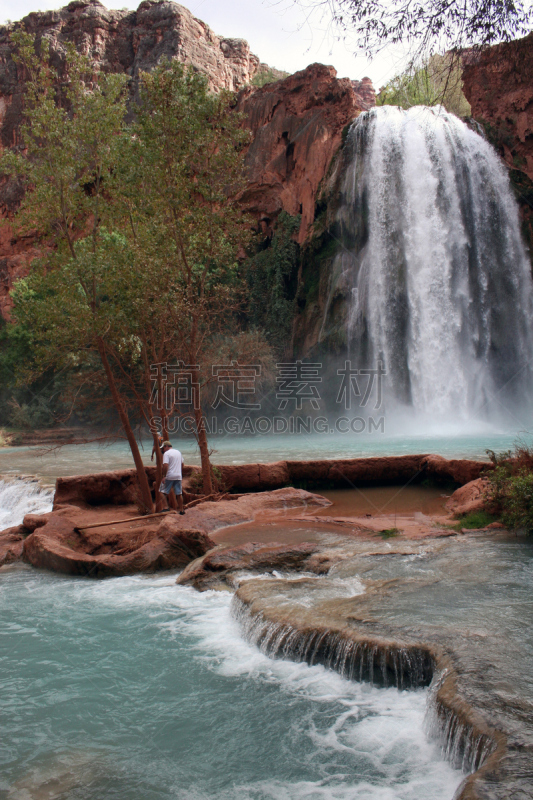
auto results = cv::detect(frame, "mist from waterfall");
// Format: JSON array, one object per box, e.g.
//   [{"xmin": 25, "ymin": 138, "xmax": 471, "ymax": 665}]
[{"xmin": 328, "ymin": 105, "xmax": 533, "ymax": 427}]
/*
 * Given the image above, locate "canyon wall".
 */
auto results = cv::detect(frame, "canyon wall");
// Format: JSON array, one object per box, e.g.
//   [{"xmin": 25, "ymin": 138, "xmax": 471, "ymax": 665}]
[
  {"xmin": 238, "ymin": 63, "xmax": 364, "ymax": 244},
  {"xmin": 0, "ymin": 0, "xmax": 261, "ymax": 318},
  {"xmin": 462, "ymin": 33, "xmax": 533, "ymax": 258}
]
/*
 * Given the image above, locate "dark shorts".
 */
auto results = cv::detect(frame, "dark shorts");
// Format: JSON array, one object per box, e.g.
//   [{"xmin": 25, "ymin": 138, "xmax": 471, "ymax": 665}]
[{"xmin": 160, "ymin": 479, "xmax": 182, "ymax": 496}]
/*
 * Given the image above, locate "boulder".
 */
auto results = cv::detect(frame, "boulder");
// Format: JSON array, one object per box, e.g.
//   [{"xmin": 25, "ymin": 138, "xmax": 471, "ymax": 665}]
[
  {"xmin": 0, "ymin": 524, "xmax": 25, "ymax": 566},
  {"xmin": 177, "ymin": 541, "xmax": 320, "ymax": 591},
  {"xmin": 22, "ymin": 512, "xmax": 215, "ymax": 577},
  {"xmin": 445, "ymin": 478, "xmax": 490, "ymax": 516}
]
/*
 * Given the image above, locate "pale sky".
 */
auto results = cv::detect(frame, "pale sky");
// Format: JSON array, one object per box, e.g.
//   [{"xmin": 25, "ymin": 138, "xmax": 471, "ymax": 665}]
[{"xmin": 0, "ymin": 0, "xmax": 411, "ymax": 89}]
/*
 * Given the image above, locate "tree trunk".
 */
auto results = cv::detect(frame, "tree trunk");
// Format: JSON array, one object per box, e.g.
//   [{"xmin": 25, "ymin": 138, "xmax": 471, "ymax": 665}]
[
  {"xmin": 194, "ymin": 406, "xmax": 213, "ymax": 495},
  {"xmin": 97, "ymin": 338, "xmax": 153, "ymax": 513},
  {"xmin": 153, "ymin": 431, "xmax": 164, "ymax": 512}
]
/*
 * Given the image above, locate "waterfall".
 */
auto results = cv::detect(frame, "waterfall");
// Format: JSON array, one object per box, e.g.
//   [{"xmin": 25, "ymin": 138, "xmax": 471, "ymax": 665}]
[
  {"xmin": 232, "ymin": 595, "xmax": 434, "ymax": 689},
  {"xmin": 0, "ymin": 477, "xmax": 53, "ymax": 531},
  {"xmin": 232, "ymin": 594, "xmax": 499, "ymax": 780},
  {"xmin": 327, "ymin": 105, "xmax": 533, "ymax": 422}
]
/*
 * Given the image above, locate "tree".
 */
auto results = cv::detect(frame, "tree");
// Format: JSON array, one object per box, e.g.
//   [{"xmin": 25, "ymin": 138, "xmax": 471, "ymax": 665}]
[
  {"xmin": 4, "ymin": 34, "xmax": 273, "ymax": 500},
  {"xmin": 1, "ymin": 30, "xmax": 156, "ymax": 512},
  {"xmin": 107, "ymin": 60, "xmax": 274, "ymax": 494},
  {"xmin": 377, "ymin": 54, "xmax": 471, "ymax": 117},
  {"xmin": 296, "ymin": 0, "xmax": 532, "ymax": 58}
]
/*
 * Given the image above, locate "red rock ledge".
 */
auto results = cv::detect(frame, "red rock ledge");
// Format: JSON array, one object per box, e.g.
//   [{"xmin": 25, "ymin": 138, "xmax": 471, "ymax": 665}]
[{"xmin": 53, "ymin": 454, "xmax": 491, "ymax": 507}]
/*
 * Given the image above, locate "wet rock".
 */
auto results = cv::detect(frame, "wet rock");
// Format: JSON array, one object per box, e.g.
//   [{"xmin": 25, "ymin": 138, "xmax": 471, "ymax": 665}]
[
  {"xmin": 22, "ymin": 512, "xmax": 215, "ymax": 577},
  {"xmin": 422, "ymin": 454, "xmax": 492, "ymax": 486},
  {"xmin": 22, "ymin": 487, "xmax": 325, "ymax": 576},
  {"xmin": 218, "ymin": 461, "xmax": 290, "ymax": 492},
  {"xmin": 0, "ymin": 524, "xmax": 25, "ymax": 566},
  {"xmin": 177, "ymin": 541, "xmax": 320, "ymax": 591},
  {"xmin": 54, "ymin": 468, "xmax": 156, "ymax": 507},
  {"xmin": 445, "ymin": 478, "xmax": 490, "ymax": 515},
  {"xmin": 173, "ymin": 487, "xmax": 331, "ymax": 533},
  {"xmin": 52, "ymin": 456, "xmax": 489, "ymax": 508},
  {"xmin": 22, "ymin": 513, "xmax": 50, "ymax": 532}
]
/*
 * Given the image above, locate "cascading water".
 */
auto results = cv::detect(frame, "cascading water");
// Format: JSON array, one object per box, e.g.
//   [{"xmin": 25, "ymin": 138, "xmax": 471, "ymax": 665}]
[
  {"xmin": 0, "ymin": 476, "xmax": 53, "ymax": 529},
  {"xmin": 326, "ymin": 105, "xmax": 533, "ymax": 422}
]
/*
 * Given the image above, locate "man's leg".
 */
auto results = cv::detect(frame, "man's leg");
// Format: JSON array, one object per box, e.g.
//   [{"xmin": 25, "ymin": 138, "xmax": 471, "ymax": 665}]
[
  {"xmin": 159, "ymin": 489, "xmax": 168, "ymax": 511},
  {"xmin": 168, "ymin": 488, "xmax": 178, "ymax": 511}
]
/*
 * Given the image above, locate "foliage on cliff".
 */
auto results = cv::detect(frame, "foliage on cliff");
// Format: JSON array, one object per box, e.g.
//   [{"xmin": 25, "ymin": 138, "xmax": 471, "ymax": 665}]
[
  {"xmin": 251, "ymin": 66, "xmax": 290, "ymax": 88},
  {"xmin": 377, "ymin": 54, "xmax": 471, "ymax": 116},
  {"xmin": 487, "ymin": 443, "xmax": 533, "ymax": 533},
  {"xmin": 245, "ymin": 212, "xmax": 301, "ymax": 354}
]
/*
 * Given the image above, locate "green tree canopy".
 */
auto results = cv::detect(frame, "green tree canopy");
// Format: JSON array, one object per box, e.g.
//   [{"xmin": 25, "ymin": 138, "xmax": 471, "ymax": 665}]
[{"xmin": 3, "ymin": 32, "xmax": 272, "ymax": 500}]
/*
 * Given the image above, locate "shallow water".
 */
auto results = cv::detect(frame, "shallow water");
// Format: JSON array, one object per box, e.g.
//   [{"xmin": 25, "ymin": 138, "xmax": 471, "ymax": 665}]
[
  {"xmin": 315, "ymin": 487, "xmax": 447, "ymax": 517},
  {"xmin": 0, "ymin": 567, "xmax": 463, "ymax": 800}
]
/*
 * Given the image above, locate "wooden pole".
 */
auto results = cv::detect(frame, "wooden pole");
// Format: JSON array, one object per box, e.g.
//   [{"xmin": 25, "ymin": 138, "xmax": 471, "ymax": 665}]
[{"xmin": 77, "ymin": 510, "xmax": 174, "ymax": 531}]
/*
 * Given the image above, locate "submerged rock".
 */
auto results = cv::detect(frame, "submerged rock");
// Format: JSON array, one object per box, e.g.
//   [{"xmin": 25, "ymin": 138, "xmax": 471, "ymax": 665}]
[{"xmin": 177, "ymin": 541, "xmax": 324, "ymax": 591}]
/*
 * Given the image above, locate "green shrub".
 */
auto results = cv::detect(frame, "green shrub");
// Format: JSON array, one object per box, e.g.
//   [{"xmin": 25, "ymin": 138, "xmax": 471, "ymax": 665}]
[
  {"xmin": 489, "ymin": 466, "xmax": 533, "ymax": 533},
  {"xmin": 377, "ymin": 53, "xmax": 471, "ymax": 117},
  {"xmin": 486, "ymin": 441, "xmax": 533, "ymax": 533},
  {"xmin": 450, "ymin": 510, "xmax": 498, "ymax": 531},
  {"xmin": 245, "ymin": 212, "xmax": 301, "ymax": 354},
  {"xmin": 251, "ymin": 67, "xmax": 289, "ymax": 88},
  {"xmin": 376, "ymin": 528, "xmax": 399, "ymax": 539}
]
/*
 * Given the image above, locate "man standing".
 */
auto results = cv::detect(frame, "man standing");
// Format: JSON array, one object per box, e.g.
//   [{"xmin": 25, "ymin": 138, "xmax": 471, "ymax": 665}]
[{"xmin": 160, "ymin": 440, "xmax": 185, "ymax": 514}]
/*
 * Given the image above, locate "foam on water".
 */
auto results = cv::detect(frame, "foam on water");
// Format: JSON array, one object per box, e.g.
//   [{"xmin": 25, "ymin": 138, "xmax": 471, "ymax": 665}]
[
  {"xmin": 0, "ymin": 477, "xmax": 54, "ymax": 530},
  {"xmin": 1, "ymin": 569, "xmax": 464, "ymax": 800}
]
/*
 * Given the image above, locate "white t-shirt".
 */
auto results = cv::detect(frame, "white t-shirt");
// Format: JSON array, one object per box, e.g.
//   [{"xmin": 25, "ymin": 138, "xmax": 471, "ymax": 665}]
[{"xmin": 163, "ymin": 448, "xmax": 183, "ymax": 480}]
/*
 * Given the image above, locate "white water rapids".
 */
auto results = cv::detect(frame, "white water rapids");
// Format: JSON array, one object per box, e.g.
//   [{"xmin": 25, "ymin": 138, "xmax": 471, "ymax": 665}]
[
  {"xmin": 0, "ymin": 477, "xmax": 53, "ymax": 529},
  {"xmin": 328, "ymin": 105, "xmax": 533, "ymax": 422}
]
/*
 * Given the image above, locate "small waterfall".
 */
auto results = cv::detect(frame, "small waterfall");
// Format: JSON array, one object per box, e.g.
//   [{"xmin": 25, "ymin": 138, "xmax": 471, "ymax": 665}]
[
  {"xmin": 232, "ymin": 595, "xmax": 433, "ymax": 689},
  {"xmin": 425, "ymin": 670, "xmax": 498, "ymax": 776},
  {"xmin": 327, "ymin": 105, "xmax": 533, "ymax": 421},
  {"xmin": 233, "ymin": 594, "xmax": 500, "ymax": 783},
  {"xmin": 0, "ymin": 476, "xmax": 53, "ymax": 531}
]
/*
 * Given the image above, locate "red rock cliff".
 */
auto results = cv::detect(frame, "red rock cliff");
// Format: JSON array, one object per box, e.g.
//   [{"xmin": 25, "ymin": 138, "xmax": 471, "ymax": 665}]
[
  {"xmin": 238, "ymin": 63, "xmax": 364, "ymax": 243},
  {"xmin": 463, "ymin": 34, "xmax": 533, "ymax": 181},
  {"xmin": 462, "ymin": 34, "xmax": 533, "ymax": 257},
  {"xmin": 0, "ymin": 0, "xmax": 264, "ymax": 319}
]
